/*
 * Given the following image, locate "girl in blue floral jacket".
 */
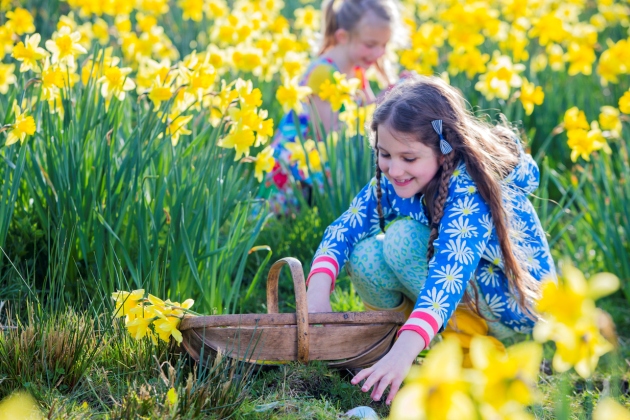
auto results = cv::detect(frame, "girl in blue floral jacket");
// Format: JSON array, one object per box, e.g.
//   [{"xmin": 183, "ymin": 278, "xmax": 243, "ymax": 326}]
[{"xmin": 306, "ymin": 75, "xmax": 556, "ymax": 404}]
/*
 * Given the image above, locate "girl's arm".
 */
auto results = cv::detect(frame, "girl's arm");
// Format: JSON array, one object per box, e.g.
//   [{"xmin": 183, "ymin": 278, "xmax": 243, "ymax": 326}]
[
  {"xmin": 306, "ymin": 272, "xmax": 333, "ymax": 312},
  {"xmin": 307, "ymin": 95, "xmax": 337, "ymax": 136}
]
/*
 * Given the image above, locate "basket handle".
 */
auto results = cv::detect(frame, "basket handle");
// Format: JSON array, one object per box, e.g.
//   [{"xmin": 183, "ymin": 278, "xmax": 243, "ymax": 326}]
[{"xmin": 266, "ymin": 257, "xmax": 309, "ymax": 363}]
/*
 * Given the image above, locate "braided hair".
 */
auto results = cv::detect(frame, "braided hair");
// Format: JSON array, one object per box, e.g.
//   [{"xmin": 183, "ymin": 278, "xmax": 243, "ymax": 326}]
[{"xmin": 369, "ymin": 75, "xmax": 539, "ymax": 319}]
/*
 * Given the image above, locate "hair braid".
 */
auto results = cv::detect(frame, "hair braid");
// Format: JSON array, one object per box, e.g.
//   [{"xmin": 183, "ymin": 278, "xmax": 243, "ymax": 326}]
[
  {"xmin": 374, "ymin": 132, "xmax": 386, "ymax": 232},
  {"xmin": 426, "ymin": 152, "xmax": 456, "ymax": 261}
]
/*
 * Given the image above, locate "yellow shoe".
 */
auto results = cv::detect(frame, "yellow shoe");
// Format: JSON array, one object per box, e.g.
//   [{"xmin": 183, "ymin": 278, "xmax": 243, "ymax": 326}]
[{"xmin": 443, "ymin": 306, "xmax": 506, "ymax": 367}]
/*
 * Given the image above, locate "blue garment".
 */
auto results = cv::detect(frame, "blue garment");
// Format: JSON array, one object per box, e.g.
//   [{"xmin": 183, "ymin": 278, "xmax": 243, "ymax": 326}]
[{"xmin": 308, "ymin": 145, "xmax": 556, "ymax": 346}]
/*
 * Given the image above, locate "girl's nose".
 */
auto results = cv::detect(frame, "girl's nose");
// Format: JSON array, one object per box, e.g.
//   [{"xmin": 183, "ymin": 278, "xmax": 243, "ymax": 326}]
[{"xmin": 388, "ymin": 161, "xmax": 404, "ymax": 177}]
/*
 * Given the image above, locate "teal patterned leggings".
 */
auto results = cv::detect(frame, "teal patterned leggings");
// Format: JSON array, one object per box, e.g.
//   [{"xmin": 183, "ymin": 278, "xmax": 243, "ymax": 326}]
[
  {"xmin": 347, "ymin": 218, "xmax": 430, "ymax": 308},
  {"xmin": 346, "ymin": 218, "xmax": 517, "ymax": 339}
]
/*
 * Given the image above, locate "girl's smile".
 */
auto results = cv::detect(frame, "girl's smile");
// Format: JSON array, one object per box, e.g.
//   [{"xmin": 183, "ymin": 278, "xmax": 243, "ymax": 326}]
[{"xmin": 377, "ymin": 124, "xmax": 441, "ymax": 198}]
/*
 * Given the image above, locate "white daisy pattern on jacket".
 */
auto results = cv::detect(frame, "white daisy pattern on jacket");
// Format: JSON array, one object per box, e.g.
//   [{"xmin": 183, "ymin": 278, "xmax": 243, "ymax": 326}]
[
  {"xmin": 341, "ymin": 196, "xmax": 366, "ymax": 228},
  {"xmin": 308, "ymin": 151, "xmax": 556, "ymax": 350},
  {"xmin": 419, "ymin": 287, "xmax": 450, "ymax": 318},
  {"xmin": 444, "ymin": 215, "xmax": 478, "ymax": 238},
  {"xmin": 443, "ymin": 237, "xmax": 475, "ymax": 264},
  {"xmin": 433, "ymin": 264, "xmax": 464, "ymax": 294},
  {"xmin": 450, "ymin": 196, "xmax": 480, "ymax": 218}
]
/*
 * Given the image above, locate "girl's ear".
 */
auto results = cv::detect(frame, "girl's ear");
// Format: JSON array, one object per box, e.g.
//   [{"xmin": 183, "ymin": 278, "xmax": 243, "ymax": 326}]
[
  {"xmin": 438, "ymin": 154, "xmax": 445, "ymax": 165},
  {"xmin": 334, "ymin": 28, "xmax": 350, "ymax": 45}
]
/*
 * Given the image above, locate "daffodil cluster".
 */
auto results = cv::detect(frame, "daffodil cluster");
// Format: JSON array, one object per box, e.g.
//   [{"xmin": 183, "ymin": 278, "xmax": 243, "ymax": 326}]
[
  {"xmin": 533, "ymin": 263, "xmax": 619, "ymax": 378},
  {"xmin": 390, "ymin": 336, "xmax": 543, "ymax": 420},
  {"xmin": 563, "ymin": 106, "xmax": 616, "ymax": 162},
  {"xmin": 398, "ymin": 0, "xmax": 630, "ymax": 116},
  {"xmin": 112, "ymin": 289, "xmax": 196, "ymax": 344}
]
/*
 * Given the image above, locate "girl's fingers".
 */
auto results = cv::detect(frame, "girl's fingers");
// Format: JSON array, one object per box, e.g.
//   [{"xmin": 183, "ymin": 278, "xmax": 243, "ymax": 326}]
[
  {"xmin": 386, "ymin": 379, "xmax": 403, "ymax": 405},
  {"xmin": 359, "ymin": 369, "xmax": 384, "ymax": 393},
  {"xmin": 351, "ymin": 367, "xmax": 373, "ymax": 385},
  {"xmin": 371, "ymin": 375, "xmax": 393, "ymax": 401}
]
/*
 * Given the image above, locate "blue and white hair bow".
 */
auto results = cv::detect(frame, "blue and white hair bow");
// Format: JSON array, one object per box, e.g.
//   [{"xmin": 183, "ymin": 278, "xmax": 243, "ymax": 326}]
[{"xmin": 431, "ymin": 120, "xmax": 452, "ymax": 155}]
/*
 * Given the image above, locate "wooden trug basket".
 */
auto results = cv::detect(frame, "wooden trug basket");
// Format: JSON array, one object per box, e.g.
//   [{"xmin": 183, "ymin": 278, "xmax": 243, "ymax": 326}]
[{"xmin": 179, "ymin": 257, "xmax": 405, "ymax": 368}]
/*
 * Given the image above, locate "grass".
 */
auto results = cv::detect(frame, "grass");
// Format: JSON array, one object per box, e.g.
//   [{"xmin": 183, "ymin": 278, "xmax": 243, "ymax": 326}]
[{"xmin": 0, "ymin": 289, "xmax": 628, "ymax": 418}]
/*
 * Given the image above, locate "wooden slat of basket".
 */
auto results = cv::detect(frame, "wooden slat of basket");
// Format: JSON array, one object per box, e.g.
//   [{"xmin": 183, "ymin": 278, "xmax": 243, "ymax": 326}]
[
  {"xmin": 182, "ymin": 323, "xmax": 398, "ymax": 362},
  {"xmin": 179, "ymin": 311, "xmax": 406, "ymax": 330}
]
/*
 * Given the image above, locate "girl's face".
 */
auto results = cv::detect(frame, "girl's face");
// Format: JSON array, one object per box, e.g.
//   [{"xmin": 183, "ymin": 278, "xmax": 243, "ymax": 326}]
[
  {"xmin": 341, "ymin": 11, "xmax": 391, "ymax": 69},
  {"xmin": 377, "ymin": 124, "xmax": 441, "ymax": 198}
]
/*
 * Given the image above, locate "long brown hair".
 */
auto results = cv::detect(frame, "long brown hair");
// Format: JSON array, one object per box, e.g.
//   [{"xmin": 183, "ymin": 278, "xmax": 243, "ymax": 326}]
[{"xmin": 370, "ymin": 75, "xmax": 540, "ymax": 318}]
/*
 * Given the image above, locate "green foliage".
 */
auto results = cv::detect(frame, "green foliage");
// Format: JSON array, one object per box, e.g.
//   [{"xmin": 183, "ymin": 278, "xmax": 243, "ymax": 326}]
[{"xmin": 244, "ymin": 362, "xmax": 389, "ymax": 418}]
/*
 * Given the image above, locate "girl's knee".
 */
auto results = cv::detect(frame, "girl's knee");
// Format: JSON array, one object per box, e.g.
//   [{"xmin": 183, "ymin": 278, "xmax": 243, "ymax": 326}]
[{"xmin": 382, "ymin": 218, "xmax": 431, "ymax": 270}]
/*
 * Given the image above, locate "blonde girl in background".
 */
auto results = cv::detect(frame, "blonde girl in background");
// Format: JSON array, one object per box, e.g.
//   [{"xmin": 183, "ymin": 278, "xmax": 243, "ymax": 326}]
[
  {"xmin": 264, "ymin": 0, "xmax": 404, "ymax": 214},
  {"xmin": 306, "ymin": 75, "xmax": 556, "ymax": 404}
]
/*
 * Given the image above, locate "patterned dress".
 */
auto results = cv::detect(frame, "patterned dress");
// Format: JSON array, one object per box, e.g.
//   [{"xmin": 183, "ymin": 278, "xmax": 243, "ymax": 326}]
[
  {"xmin": 307, "ymin": 144, "xmax": 556, "ymax": 349},
  {"xmin": 261, "ymin": 57, "xmax": 368, "ymax": 214}
]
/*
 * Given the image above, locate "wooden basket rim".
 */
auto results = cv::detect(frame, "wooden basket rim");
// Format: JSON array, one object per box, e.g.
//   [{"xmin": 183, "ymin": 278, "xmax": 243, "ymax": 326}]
[{"xmin": 180, "ymin": 310, "xmax": 406, "ymax": 331}]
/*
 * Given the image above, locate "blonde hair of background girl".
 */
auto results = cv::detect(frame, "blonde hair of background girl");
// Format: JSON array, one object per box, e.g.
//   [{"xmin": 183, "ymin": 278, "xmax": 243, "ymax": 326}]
[
  {"xmin": 370, "ymin": 75, "xmax": 541, "ymax": 319},
  {"xmin": 318, "ymin": 0, "xmax": 406, "ymax": 86}
]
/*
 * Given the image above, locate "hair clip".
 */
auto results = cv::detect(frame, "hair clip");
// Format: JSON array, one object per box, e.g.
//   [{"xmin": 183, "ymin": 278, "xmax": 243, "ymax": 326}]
[{"xmin": 431, "ymin": 120, "xmax": 453, "ymax": 155}]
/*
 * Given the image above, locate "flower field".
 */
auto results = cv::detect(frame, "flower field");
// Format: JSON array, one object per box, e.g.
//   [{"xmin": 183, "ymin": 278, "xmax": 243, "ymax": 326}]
[{"xmin": 0, "ymin": 0, "xmax": 629, "ymax": 418}]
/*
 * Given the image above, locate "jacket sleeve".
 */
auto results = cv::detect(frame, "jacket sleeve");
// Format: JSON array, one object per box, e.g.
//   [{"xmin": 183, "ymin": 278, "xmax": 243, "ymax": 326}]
[
  {"xmin": 307, "ymin": 176, "xmax": 394, "ymax": 292},
  {"xmin": 398, "ymin": 184, "xmax": 493, "ymax": 348}
]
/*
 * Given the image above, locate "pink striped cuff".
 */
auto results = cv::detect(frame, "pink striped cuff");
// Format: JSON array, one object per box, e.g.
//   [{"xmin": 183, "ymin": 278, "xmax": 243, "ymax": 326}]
[
  {"xmin": 397, "ymin": 309, "xmax": 444, "ymax": 348},
  {"xmin": 306, "ymin": 256, "xmax": 340, "ymax": 293}
]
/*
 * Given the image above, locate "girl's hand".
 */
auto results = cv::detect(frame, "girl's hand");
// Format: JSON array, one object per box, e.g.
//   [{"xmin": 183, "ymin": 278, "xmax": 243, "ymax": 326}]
[
  {"xmin": 306, "ymin": 272, "xmax": 333, "ymax": 313},
  {"xmin": 351, "ymin": 331, "xmax": 426, "ymax": 405}
]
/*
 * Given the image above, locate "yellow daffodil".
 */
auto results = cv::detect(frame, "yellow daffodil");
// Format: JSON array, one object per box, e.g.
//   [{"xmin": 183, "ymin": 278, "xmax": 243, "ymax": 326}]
[
  {"xmin": 593, "ymin": 398, "xmax": 630, "ymax": 420},
  {"xmin": 339, "ymin": 102, "xmax": 375, "ymax": 137},
  {"xmin": 253, "ymin": 146, "xmax": 275, "ymax": 182},
  {"xmin": 112, "ymin": 289, "xmax": 145, "ymax": 320},
  {"xmin": 563, "ymin": 106, "xmax": 590, "ymax": 131},
  {"xmin": 599, "ymin": 106, "xmax": 622, "ymax": 137},
  {"xmin": 148, "ymin": 79, "xmax": 174, "ymax": 110},
  {"xmin": 5, "ymin": 101, "xmax": 36, "ymax": 146},
  {"xmin": 475, "ymin": 52, "xmax": 525, "ymax": 100},
  {"xmin": 125, "ymin": 314, "xmax": 154, "ymax": 340},
  {"xmin": 219, "ymin": 123, "xmax": 256, "ymax": 160},
  {"xmin": 280, "ymin": 51, "xmax": 307, "ymax": 80},
  {"xmin": 390, "ymin": 338, "xmax": 476, "ymax": 420},
  {"xmin": 235, "ymin": 79, "xmax": 262, "ymax": 110},
  {"xmin": 294, "ymin": 6, "xmax": 320, "ymax": 31},
  {"xmin": 0, "ymin": 391, "xmax": 43, "ymax": 419},
  {"xmin": 546, "ymin": 44, "xmax": 566, "ymax": 71},
  {"xmin": 163, "ymin": 112, "xmax": 193, "ymax": 146},
  {"xmin": 566, "ymin": 121, "xmax": 610, "ymax": 162},
  {"xmin": 0, "ymin": 62, "xmax": 16, "ymax": 94},
  {"xmin": 12, "ymin": 33, "xmax": 48, "ymax": 73},
  {"xmin": 179, "ymin": 0, "xmax": 205, "ymax": 21},
  {"xmin": 166, "ymin": 387, "xmax": 178, "ymax": 406},
  {"xmin": 448, "ymin": 47, "xmax": 489, "ymax": 79},
  {"xmin": 518, "ymin": 79, "xmax": 544, "ymax": 116},
  {"xmin": 469, "ymin": 336, "xmax": 542, "ymax": 416},
  {"xmin": 92, "ymin": 18, "xmax": 109, "ymax": 45},
  {"xmin": 0, "ymin": 24, "xmax": 14, "ymax": 60},
  {"xmin": 98, "ymin": 65, "xmax": 136, "ymax": 105},
  {"xmin": 6, "ymin": 7, "xmax": 35, "ymax": 36},
  {"xmin": 318, "ymin": 71, "xmax": 360, "ymax": 112},
  {"xmin": 567, "ymin": 42, "xmax": 596, "ymax": 76},
  {"xmin": 533, "ymin": 263, "xmax": 619, "ymax": 378},
  {"xmin": 231, "ymin": 48, "xmax": 264, "ymax": 75},
  {"xmin": 529, "ymin": 12, "xmax": 569, "ymax": 46},
  {"xmin": 45, "ymin": 26, "xmax": 87, "ymax": 67},
  {"xmin": 153, "ymin": 313, "xmax": 183, "ymax": 343},
  {"xmin": 40, "ymin": 58, "xmax": 65, "ymax": 102},
  {"xmin": 276, "ymin": 77, "xmax": 312, "ymax": 113},
  {"xmin": 620, "ymin": 90, "xmax": 630, "ymax": 114}
]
